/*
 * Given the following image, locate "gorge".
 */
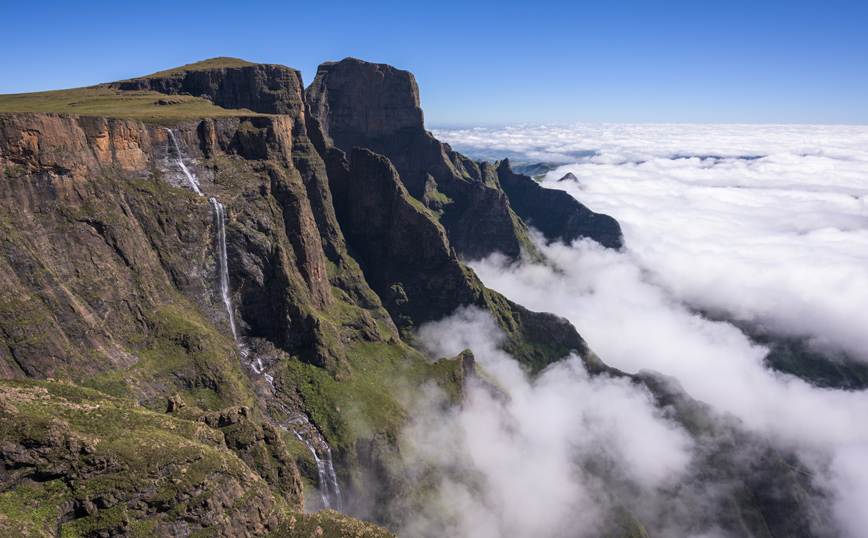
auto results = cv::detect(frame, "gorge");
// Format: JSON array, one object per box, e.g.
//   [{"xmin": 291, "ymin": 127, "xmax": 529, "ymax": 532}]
[{"xmin": 0, "ymin": 57, "xmax": 843, "ymax": 537}]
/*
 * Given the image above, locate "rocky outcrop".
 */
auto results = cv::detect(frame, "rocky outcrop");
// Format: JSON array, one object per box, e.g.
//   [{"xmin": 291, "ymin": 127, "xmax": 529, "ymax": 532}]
[
  {"xmin": 0, "ymin": 380, "xmax": 300, "ymax": 538},
  {"xmin": 325, "ymin": 146, "xmax": 589, "ymax": 368},
  {"xmin": 267, "ymin": 509, "xmax": 396, "ymax": 538},
  {"xmin": 496, "ymin": 159, "xmax": 624, "ymax": 249},
  {"xmin": 307, "ymin": 58, "xmax": 536, "ymax": 260},
  {"xmin": 112, "ymin": 61, "xmax": 306, "ymax": 117},
  {"xmin": 307, "ymin": 58, "xmax": 624, "ymax": 258}
]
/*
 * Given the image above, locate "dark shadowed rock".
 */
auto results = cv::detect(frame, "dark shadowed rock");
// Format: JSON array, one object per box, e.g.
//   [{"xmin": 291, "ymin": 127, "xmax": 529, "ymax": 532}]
[
  {"xmin": 497, "ymin": 159, "xmax": 624, "ymax": 249},
  {"xmin": 307, "ymin": 58, "xmax": 537, "ymax": 260},
  {"xmin": 325, "ymin": 146, "xmax": 589, "ymax": 369},
  {"xmin": 112, "ymin": 60, "xmax": 306, "ymax": 116},
  {"xmin": 558, "ymin": 172, "xmax": 578, "ymax": 182}
]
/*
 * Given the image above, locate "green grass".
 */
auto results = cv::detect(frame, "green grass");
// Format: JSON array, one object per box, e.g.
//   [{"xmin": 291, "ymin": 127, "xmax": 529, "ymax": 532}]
[
  {"xmin": 280, "ymin": 338, "xmax": 464, "ymax": 450},
  {"xmin": 140, "ymin": 57, "xmax": 257, "ymax": 78},
  {"xmin": 423, "ymin": 187, "xmax": 453, "ymax": 206},
  {"xmin": 0, "ymin": 86, "xmax": 262, "ymax": 125},
  {"xmin": 0, "ymin": 379, "xmax": 292, "ymax": 536}
]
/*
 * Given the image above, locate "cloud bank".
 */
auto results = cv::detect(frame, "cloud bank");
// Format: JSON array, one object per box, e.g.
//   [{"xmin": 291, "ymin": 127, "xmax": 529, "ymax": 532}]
[
  {"xmin": 414, "ymin": 123, "xmax": 868, "ymax": 537},
  {"xmin": 404, "ymin": 307, "xmax": 696, "ymax": 537}
]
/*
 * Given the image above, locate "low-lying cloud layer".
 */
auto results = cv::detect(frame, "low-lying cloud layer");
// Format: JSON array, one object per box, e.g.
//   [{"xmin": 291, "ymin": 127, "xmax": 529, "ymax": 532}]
[
  {"xmin": 407, "ymin": 308, "xmax": 695, "ymax": 537},
  {"xmin": 437, "ymin": 123, "xmax": 868, "ymax": 363},
  {"xmin": 418, "ymin": 123, "xmax": 868, "ymax": 537}
]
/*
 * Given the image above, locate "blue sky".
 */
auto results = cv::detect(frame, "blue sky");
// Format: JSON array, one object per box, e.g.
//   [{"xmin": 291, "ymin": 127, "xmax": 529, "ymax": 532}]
[{"xmin": 2, "ymin": 0, "xmax": 865, "ymax": 125}]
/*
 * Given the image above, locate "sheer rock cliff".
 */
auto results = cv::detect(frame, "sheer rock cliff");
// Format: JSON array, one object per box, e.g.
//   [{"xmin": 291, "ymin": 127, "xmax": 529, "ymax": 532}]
[{"xmin": 0, "ymin": 57, "xmax": 829, "ymax": 538}]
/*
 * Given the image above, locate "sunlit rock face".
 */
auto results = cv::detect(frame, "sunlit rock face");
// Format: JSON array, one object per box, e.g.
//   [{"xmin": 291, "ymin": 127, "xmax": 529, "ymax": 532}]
[{"xmin": 0, "ymin": 59, "xmax": 848, "ymax": 538}]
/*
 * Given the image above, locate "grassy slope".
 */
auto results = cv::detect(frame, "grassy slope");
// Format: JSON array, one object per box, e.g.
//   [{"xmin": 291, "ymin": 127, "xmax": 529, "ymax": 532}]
[
  {"xmin": 0, "ymin": 379, "xmax": 284, "ymax": 537},
  {"xmin": 0, "ymin": 57, "xmax": 268, "ymax": 125},
  {"xmin": 0, "ymin": 87, "xmax": 261, "ymax": 125},
  {"xmin": 140, "ymin": 57, "xmax": 257, "ymax": 78}
]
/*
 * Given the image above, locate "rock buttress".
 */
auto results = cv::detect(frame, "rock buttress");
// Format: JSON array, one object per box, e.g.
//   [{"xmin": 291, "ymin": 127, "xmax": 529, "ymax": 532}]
[
  {"xmin": 326, "ymin": 146, "xmax": 590, "ymax": 370},
  {"xmin": 112, "ymin": 62, "xmax": 307, "ymax": 116},
  {"xmin": 496, "ymin": 158, "xmax": 624, "ymax": 249},
  {"xmin": 307, "ymin": 58, "xmax": 537, "ymax": 260}
]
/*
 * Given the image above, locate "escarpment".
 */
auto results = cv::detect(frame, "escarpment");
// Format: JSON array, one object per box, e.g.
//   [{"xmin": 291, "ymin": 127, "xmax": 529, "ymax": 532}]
[
  {"xmin": 306, "ymin": 57, "xmax": 624, "ymax": 257},
  {"xmin": 0, "ymin": 57, "xmax": 828, "ymax": 538},
  {"xmin": 307, "ymin": 58, "xmax": 537, "ymax": 260},
  {"xmin": 496, "ymin": 158, "xmax": 624, "ymax": 249},
  {"xmin": 111, "ymin": 58, "xmax": 307, "ymax": 116},
  {"xmin": 0, "ymin": 63, "xmax": 594, "ymax": 534}
]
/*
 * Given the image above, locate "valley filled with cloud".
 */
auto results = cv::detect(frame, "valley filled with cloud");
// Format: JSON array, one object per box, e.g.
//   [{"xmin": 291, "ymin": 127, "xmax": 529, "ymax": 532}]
[{"xmin": 411, "ymin": 123, "xmax": 868, "ymax": 537}]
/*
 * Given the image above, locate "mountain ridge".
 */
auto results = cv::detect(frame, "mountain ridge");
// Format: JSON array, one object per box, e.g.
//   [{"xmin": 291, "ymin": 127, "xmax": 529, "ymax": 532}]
[{"xmin": 0, "ymin": 58, "xmax": 831, "ymax": 538}]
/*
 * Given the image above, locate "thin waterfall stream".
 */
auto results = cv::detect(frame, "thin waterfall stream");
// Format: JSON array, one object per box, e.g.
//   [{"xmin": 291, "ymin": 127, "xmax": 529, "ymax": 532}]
[
  {"xmin": 166, "ymin": 128, "xmax": 239, "ymax": 342},
  {"xmin": 209, "ymin": 197, "xmax": 239, "ymax": 342},
  {"xmin": 280, "ymin": 408, "xmax": 344, "ymax": 512},
  {"xmin": 165, "ymin": 128, "xmax": 344, "ymax": 512},
  {"xmin": 166, "ymin": 129, "xmax": 203, "ymax": 196}
]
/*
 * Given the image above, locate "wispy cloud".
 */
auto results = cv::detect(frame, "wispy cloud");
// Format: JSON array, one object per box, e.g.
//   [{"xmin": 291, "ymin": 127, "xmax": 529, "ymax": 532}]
[
  {"xmin": 402, "ymin": 307, "xmax": 694, "ymax": 538},
  {"xmin": 419, "ymin": 123, "xmax": 868, "ymax": 536}
]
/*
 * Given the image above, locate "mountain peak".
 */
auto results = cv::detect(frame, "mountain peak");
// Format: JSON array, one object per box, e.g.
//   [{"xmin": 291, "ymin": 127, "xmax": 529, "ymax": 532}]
[{"xmin": 140, "ymin": 57, "xmax": 258, "ymax": 78}]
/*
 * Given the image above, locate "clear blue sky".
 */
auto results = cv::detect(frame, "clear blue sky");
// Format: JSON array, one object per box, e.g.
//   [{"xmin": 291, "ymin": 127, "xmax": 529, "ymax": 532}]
[{"xmin": 2, "ymin": 0, "xmax": 865, "ymax": 125}]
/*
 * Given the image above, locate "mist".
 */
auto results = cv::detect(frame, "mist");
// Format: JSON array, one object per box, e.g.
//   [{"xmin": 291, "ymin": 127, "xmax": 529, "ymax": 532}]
[
  {"xmin": 400, "ymin": 123, "xmax": 868, "ymax": 537},
  {"xmin": 403, "ymin": 307, "xmax": 696, "ymax": 537}
]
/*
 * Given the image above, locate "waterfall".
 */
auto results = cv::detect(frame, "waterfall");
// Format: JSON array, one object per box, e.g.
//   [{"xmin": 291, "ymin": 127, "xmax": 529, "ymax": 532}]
[
  {"xmin": 209, "ymin": 197, "xmax": 239, "ymax": 342},
  {"xmin": 166, "ymin": 129, "xmax": 203, "ymax": 196},
  {"xmin": 250, "ymin": 357, "xmax": 275, "ymax": 389},
  {"xmin": 166, "ymin": 128, "xmax": 342, "ymax": 511},
  {"xmin": 166, "ymin": 129, "xmax": 240, "ymax": 347},
  {"xmin": 280, "ymin": 409, "xmax": 344, "ymax": 512}
]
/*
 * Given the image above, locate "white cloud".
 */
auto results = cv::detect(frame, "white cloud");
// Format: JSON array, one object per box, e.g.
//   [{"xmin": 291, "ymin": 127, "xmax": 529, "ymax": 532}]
[
  {"xmin": 405, "ymin": 307, "xmax": 694, "ymax": 538},
  {"xmin": 427, "ymin": 122, "xmax": 868, "ymax": 537}
]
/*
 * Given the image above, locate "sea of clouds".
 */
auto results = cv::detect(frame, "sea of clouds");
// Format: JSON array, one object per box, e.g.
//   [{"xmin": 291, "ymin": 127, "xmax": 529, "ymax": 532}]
[{"xmin": 403, "ymin": 123, "xmax": 868, "ymax": 537}]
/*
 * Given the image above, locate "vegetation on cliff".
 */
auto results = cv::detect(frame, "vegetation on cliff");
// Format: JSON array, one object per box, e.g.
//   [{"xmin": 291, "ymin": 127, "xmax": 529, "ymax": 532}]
[{"xmin": 0, "ymin": 57, "xmax": 832, "ymax": 538}]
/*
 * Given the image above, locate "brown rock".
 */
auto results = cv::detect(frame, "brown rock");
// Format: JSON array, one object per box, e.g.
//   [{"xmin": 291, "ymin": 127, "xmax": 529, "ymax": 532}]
[{"xmin": 307, "ymin": 58, "xmax": 536, "ymax": 260}]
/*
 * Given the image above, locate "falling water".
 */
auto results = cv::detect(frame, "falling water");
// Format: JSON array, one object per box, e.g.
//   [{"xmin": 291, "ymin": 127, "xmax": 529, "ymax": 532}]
[
  {"xmin": 166, "ymin": 129, "xmax": 240, "ymax": 346},
  {"xmin": 166, "ymin": 129, "xmax": 203, "ymax": 196},
  {"xmin": 167, "ymin": 128, "xmax": 341, "ymax": 510},
  {"xmin": 281, "ymin": 410, "xmax": 344, "ymax": 511},
  {"xmin": 209, "ymin": 197, "xmax": 239, "ymax": 342},
  {"xmin": 249, "ymin": 357, "xmax": 275, "ymax": 389}
]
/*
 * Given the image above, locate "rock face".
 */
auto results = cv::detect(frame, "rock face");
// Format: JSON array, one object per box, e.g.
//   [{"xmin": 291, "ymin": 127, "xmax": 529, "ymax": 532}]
[
  {"xmin": 0, "ymin": 58, "xmax": 828, "ymax": 538},
  {"xmin": 307, "ymin": 58, "xmax": 537, "ymax": 260},
  {"xmin": 306, "ymin": 59, "xmax": 423, "ymax": 153},
  {"xmin": 113, "ymin": 62, "xmax": 306, "ymax": 116},
  {"xmin": 306, "ymin": 58, "xmax": 625, "ymax": 258},
  {"xmin": 497, "ymin": 159, "xmax": 624, "ymax": 249},
  {"xmin": 324, "ymin": 145, "xmax": 589, "ymax": 368}
]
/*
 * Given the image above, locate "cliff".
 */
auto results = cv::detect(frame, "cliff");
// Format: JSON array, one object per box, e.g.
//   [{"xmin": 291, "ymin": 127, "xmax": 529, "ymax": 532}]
[
  {"xmin": 496, "ymin": 158, "xmax": 624, "ymax": 249},
  {"xmin": 111, "ymin": 58, "xmax": 307, "ymax": 116},
  {"xmin": 306, "ymin": 58, "xmax": 623, "ymax": 256},
  {"xmin": 0, "ymin": 60, "xmax": 595, "ymax": 535},
  {"xmin": 0, "ymin": 58, "xmax": 826, "ymax": 538}
]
